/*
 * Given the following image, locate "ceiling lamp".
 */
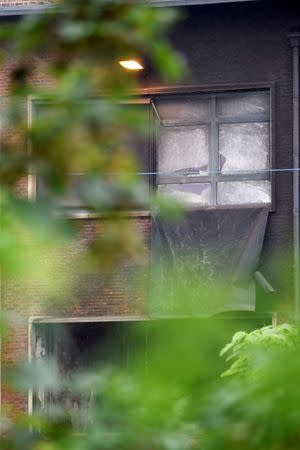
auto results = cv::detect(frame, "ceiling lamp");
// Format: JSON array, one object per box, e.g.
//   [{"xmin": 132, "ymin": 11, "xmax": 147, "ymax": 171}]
[{"xmin": 119, "ymin": 60, "xmax": 144, "ymax": 71}]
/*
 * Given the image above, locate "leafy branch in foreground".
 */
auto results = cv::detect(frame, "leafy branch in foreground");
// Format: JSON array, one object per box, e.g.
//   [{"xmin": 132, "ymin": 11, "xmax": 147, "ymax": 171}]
[
  {"xmin": 220, "ymin": 323, "xmax": 300, "ymax": 378},
  {"xmin": 0, "ymin": 1, "xmax": 185, "ymax": 447},
  {"xmin": 0, "ymin": 0, "xmax": 185, "ymax": 278}
]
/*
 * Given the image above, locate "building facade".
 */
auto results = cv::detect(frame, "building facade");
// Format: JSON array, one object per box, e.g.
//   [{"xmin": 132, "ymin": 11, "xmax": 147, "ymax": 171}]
[{"xmin": 1, "ymin": 0, "xmax": 300, "ymax": 415}]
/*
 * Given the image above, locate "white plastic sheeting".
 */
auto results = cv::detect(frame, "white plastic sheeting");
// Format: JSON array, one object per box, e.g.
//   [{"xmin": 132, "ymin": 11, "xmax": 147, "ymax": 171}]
[{"xmin": 151, "ymin": 208, "xmax": 269, "ymax": 317}]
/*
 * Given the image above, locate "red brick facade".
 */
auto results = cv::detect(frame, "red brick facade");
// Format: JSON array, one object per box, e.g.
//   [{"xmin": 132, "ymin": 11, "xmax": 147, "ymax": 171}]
[
  {"xmin": 2, "ymin": 0, "xmax": 299, "ymax": 417},
  {"xmin": 2, "ymin": 215, "xmax": 151, "ymax": 413},
  {"xmin": 0, "ymin": 45, "xmax": 151, "ymax": 414}
]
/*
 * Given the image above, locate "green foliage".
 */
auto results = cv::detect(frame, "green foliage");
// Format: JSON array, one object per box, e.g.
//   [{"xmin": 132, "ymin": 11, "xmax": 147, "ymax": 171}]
[
  {"xmin": 196, "ymin": 323, "xmax": 300, "ymax": 450},
  {"xmin": 0, "ymin": 1, "xmax": 187, "ymax": 447},
  {"xmin": 220, "ymin": 323, "xmax": 300, "ymax": 378},
  {"xmin": 2, "ymin": 319, "xmax": 229, "ymax": 449},
  {"xmin": 0, "ymin": 0, "xmax": 185, "ymax": 274},
  {"xmin": 2, "ymin": 2, "xmax": 300, "ymax": 450}
]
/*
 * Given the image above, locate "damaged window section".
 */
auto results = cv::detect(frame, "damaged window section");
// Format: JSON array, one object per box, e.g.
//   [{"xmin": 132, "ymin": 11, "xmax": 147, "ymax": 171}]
[
  {"xmin": 150, "ymin": 89, "xmax": 272, "ymax": 317},
  {"xmin": 33, "ymin": 89, "xmax": 271, "ymax": 210},
  {"xmin": 154, "ymin": 90, "xmax": 271, "ymax": 207},
  {"xmin": 151, "ymin": 208, "xmax": 269, "ymax": 316}
]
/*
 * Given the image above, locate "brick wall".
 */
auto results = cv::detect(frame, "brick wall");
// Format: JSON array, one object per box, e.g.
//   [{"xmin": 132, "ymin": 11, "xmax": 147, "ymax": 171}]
[
  {"xmin": 2, "ymin": 215, "xmax": 151, "ymax": 414},
  {"xmin": 0, "ymin": 33, "xmax": 151, "ymax": 414},
  {"xmin": 1, "ymin": 0, "xmax": 300, "ymax": 414}
]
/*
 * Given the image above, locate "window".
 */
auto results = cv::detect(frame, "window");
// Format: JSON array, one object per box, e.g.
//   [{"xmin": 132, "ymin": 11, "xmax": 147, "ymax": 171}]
[
  {"xmin": 31, "ymin": 88, "xmax": 272, "ymax": 210},
  {"xmin": 32, "ymin": 98, "xmax": 154, "ymax": 209},
  {"xmin": 153, "ymin": 89, "xmax": 272, "ymax": 207}
]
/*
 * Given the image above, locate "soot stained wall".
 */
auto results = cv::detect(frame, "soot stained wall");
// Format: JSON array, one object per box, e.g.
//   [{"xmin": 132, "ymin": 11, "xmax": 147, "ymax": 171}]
[{"xmin": 143, "ymin": 1, "xmax": 300, "ymax": 298}]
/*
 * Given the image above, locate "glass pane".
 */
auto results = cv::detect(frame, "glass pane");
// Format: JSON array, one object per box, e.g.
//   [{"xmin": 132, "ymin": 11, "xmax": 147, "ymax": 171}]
[
  {"xmin": 158, "ymin": 126, "xmax": 209, "ymax": 175},
  {"xmin": 119, "ymin": 103, "xmax": 150, "ymax": 175},
  {"xmin": 219, "ymin": 123, "xmax": 269, "ymax": 172},
  {"xmin": 155, "ymin": 97, "xmax": 210, "ymax": 123},
  {"xmin": 157, "ymin": 183, "xmax": 211, "ymax": 206},
  {"xmin": 63, "ymin": 175, "xmax": 85, "ymax": 207},
  {"xmin": 123, "ymin": 132, "xmax": 151, "ymax": 188},
  {"xmin": 217, "ymin": 92, "xmax": 270, "ymax": 117},
  {"xmin": 36, "ymin": 174, "xmax": 85, "ymax": 207},
  {"xmin": 218, "ymin": 180, "xmax": 271, "ymax": 205}
]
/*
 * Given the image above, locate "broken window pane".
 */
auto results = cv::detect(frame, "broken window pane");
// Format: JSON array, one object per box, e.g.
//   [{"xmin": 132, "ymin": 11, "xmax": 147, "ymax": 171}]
[
  {"xmin": 217, "ymin": 180, "xmax": 271, "ymax": 205},
  {"xmin": 219, "ymin": 122, "xmax": 269, "ymax": 172},
  {"xmin": 157, "ymin": 183, "xmax": 211, "ymax": 206},
  {"xmin": 154, "ymin": 96, "xmax": 210, "ymax": 124},
  {"xmin": 158, "ymin": 126, "xmax": 209, "ymax": 175},
  {"xmin": 217, "ymin": 92, "xmax": 270, "ymax": 117}
]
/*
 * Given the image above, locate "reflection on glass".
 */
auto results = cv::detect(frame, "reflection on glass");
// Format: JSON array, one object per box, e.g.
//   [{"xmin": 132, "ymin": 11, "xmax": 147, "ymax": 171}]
[
  {"xmin": 219, "ymin": 122, "xmax": 269, "ymax": 172},
  {"xmin": 155, "ymin": 96, "xmax": 210, "ymax": 123},
  {"xmin": 158, "ymin": 183, "xmax": 211, "ymax": 206},
  {"xmin": 217, "ymin": 92, "xmax": 270, "ymax": 117},
  {"xmin": 218, "ymin": 180, "xmax": 271, "ymax": 205},
  {"xmin": 158, "ymin": 126, "xmax": 209, "ymax": 175}
]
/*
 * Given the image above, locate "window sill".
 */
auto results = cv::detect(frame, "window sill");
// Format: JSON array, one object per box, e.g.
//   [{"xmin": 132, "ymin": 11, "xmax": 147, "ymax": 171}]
[
  {"xmin": 56, "ymin": 209, "xmax": 151, "ymax": 219},
  {"xmin": 54, "ymin": 204, "xmax": 272, "ymax": 220}
]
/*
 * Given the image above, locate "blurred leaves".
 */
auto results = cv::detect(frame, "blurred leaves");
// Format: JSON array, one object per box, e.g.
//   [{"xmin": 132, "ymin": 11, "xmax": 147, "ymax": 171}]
[
  {"xmin": 0, "ymin": 2, "xmax": 187, "ymax": 447},
  {"xmin": 4, "ymin": 2, "xmax": 299, "ymax": 450},
  {"xmin": 220, "ymin": 323, "xmax": 300, "ymax": 378},
  {"xmin": 0, "ymin": 0, "xmax": 185, "ymax": 281},
  {"xmin": 0, "ymin": 188, "xmax": 75, "ymax": 301},
  {"xmin": 198, "ymin": 324, "xmax": 300, "ymax": 450}
]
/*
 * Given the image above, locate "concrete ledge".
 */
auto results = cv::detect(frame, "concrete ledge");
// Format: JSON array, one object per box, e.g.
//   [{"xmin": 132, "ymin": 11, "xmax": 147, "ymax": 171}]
[
  {"xmin": 0, "ymin": 5, "xmax": 52, "ymax": 16},
  {"xmin": 0, "ymin": 0, "xmax": 257, "ymax": 16}
]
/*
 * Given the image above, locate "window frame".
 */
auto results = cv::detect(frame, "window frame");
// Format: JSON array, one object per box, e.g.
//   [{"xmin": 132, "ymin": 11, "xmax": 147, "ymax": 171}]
[
  {"xmin": 27, "ymin": 95, "xmax": 155, "ymax": 217},
  {"xmin": 150, "ymin": 84, "xmax": 275, "ymax": 210},
  {"xmin": 27, "ymin": 83, "xmax": 275, "ymax": 215}
]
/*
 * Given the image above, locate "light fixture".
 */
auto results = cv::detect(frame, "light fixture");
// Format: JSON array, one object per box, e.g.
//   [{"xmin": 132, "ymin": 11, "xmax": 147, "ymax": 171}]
[{"xmin": 119, "ymin": 60, "xmax": 144, "ymax": 71}]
